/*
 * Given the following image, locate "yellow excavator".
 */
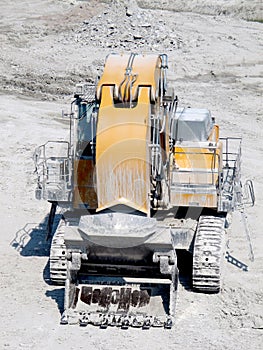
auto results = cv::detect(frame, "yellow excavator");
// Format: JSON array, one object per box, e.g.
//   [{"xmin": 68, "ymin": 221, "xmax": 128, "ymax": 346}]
[{"xmin": 34, "ymin": 53, "xmax": 254, "ymax": 328}]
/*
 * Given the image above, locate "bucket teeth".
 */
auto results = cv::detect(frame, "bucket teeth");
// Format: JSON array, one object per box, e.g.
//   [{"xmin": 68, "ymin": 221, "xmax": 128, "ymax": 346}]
[
  {"xmin": 63, "ymin": 311, "xmax": 174, "ymax": 329},
  {"xmin": 79, "ymin": 320, "xmax": 88, "ymax": 327},
  {"xmin": 132, "ymin": 316, "xmax": 143, "ymax": 328},
  {"xmin": 100, "ymin": 316, "xmax": 108, "ymax": 329},
  {"xmin": 116, "ymin": 316, "xmax": 123, "ymax": 327},
  {"xmin": 164, "ymin": 317, "xmax": 173, "ymax": 329},
  {"xmin": 152, "ymin": 317, "xmax": 163, "ymax": 327},
  {"xmin": 109, "ymin": 314, "xmax": 118, "ymax": 327},
  {"xmin": 142, "ymin": 317, "xmax": 152, "ymax": 330},
  {"xmin": 121, "ymin": 317, "xmax": 130, "ymax": 329},
  {"xmin": 60, "ymin": 312, "xmax": 68, "ymax": 325},
  {"xmin": 79, "ymin": 314, "xmax": 89, "ymax": 327},
  {"xmin": 63, "ymin": 273, "xmax": 178, "ymax": 328},
  {"xmin": 90, "ymin": 313, "xmax": 103, "ymax": 326}
]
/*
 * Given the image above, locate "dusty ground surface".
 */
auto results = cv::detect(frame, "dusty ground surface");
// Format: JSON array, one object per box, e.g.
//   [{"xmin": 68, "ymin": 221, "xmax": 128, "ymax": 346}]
[{"xmin": 0, "ymin": 0, "xmax": 262, "ymax": 349}]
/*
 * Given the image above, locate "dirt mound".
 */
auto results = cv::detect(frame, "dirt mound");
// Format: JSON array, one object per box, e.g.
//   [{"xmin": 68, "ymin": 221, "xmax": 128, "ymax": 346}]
[
  {"xmin": 74, "ymin": 0, "xmax": 181, "ymax": 51},
  {"xmin": 137, "ymin": 0, "xmax": 263, "ymax": 21}
]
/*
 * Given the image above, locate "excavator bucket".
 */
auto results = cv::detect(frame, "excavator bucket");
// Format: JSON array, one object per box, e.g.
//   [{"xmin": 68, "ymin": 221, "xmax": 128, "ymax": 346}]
[
  {"xmin": 62, "ymin": 277, "xmax": 176, "ymax": 328},
  {"xmin": 60, "ymin": 212, "xmax": 178, "ymax": 328}
]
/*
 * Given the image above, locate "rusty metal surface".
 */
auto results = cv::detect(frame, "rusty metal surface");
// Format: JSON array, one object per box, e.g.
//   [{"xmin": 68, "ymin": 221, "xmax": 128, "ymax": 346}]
[{"xmin": 73, "ymin": 159, "xmax": 97, "ymax": 209}]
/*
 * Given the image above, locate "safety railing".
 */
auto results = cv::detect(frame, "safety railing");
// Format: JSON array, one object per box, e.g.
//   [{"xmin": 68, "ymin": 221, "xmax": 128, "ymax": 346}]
[
  {"xmin": 219, "ymin": 137, "xmax": 242, "ymax": 197},
  {"xmin": 33, "ymin": 141, "xmax": 72, "ymax": 202},
  {"xmin": 171, "ymin": 146, "xmax": 221, "ymax": 186}
]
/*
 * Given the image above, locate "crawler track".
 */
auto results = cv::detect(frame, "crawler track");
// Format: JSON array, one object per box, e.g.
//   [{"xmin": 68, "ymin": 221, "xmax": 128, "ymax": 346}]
[
  {"xmin": 192, "ymin": 216, "xmax": 226, "ymax": 292},
  {"xmin": 50, "ymin": 218, "xmax": 67, "ymax": 284}
]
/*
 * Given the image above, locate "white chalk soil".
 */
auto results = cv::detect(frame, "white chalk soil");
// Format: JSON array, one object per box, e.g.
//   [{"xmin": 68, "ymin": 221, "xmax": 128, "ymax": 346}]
[{"xmin": 0, "ymin": 1, "xmax": 262, "ymax": 349}]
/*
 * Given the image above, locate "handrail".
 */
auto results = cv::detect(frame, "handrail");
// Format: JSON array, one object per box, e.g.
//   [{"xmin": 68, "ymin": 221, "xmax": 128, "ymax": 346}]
[
  {"xmin": 34, "ymin": 141, "xmax": 72, "ymax": 202},
  {"xmin": 219, "ymin": 137, "xmax": 241, "ymax": 167},
  {"xmin": 171, "ymin": 150, "xmax": 221, "ymax": 186}
]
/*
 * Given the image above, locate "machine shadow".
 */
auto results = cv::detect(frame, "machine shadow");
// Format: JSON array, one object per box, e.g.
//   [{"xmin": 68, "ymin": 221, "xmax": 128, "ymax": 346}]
[
  {"xmin": 43, "ymin": 257, "xmax": 53, "ymax": 285},
  {"xmin": 11, "ymin": 214, "xmax": 66, "ymax": 316},
  {"xmin": 225, "ymin": 251, "xmax": 249, "ymax": 271},
  {"xmin": 10, "ymin": 214, "xmax": 61, "ymax": 257},
  {"xmin": 11, "ymin": 214, "xmax": 63, "ymax": 286},
  {"xmin": 45, "ymin": 288, "xmax": 65, "ymax": 315},
  {"xmin": 176, "ymin": 250, "xmax": 193, "ymax": 291}
]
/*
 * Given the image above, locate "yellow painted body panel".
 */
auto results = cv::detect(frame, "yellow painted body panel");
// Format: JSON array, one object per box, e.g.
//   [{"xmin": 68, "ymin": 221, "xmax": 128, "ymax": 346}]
[
  {"xmin": 170, "ymin": 126, "xmax": 223, "ymax": 208},
  {"xmin": 96, "ymin": 85, "xmax": 151, "ymax": 214},
  {"xmin": 172, "ymin": 125, "xmax": 222, "ymax": 185},
  {"xmin": 95, "ymin": 54, "xmax": 163, "ymax": 215},
  {"xmin": 174, "ymin": 147, "xmax": 220, "ymax": 170},
  {"xmin": 173, "ymin": 145, "xmax": 221, "ymax": 185},
  {"xmin": 74, "ymin": 53, "xmax": 223, "ymax": 212},
  {"xmin": 96, "ymin": 54, "xmax": 161, "ymax": 102},
  {"xmin": 208, "ymin": 124, "xmax": 219, "ymax": 142},
  {"xmin": 170, "ymin": 192, "xmax": 217, "ymax": 208}
]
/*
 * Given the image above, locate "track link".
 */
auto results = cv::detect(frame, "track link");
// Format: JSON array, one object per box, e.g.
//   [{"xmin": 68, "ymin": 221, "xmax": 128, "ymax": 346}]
[
  {"xmin": 192, "ymin": 215, "xmax": 225, "ymax": 292},
  {"xmin": 50, "ymin": 218, "xmax": 67, "ymax": 284}
]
